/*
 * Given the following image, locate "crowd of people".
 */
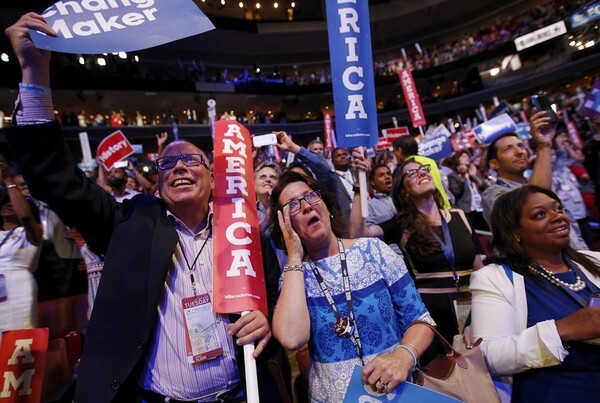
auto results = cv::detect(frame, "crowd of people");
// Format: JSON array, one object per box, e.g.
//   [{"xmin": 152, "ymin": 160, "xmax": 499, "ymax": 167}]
[
  {"xmin": 1, "ymin": 9, "xmax": 600, "ymax": 403},
  {"xmin": 30, "ymin": 0, "xmax": 591, "ymax": 129}
]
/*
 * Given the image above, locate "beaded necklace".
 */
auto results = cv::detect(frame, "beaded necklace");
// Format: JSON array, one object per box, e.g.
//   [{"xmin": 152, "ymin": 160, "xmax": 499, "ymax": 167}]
[{"xmin": 528, "ymin": 264, "xmax": 586, "ymax": 292}]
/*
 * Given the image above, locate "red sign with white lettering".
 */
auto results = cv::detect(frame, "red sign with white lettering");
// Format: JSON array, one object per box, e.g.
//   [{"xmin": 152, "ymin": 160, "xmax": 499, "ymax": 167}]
[
  {"xmin": 399, "ymin": 69, "xmax": 426, "ymax": 128},
  {"xmin": 0, "ymin": 328, "xmax": 48, "ymax": 403},
  {"xmin": 212, "ymin": 120, "xmax": 268, "ymax": 315},
  {"xmin": 381, "ymin": 127, "xmax": 409, "ymax": 139},
  {"xmin": 96, "ymin": 130, "xmax": 135, "ymax": 171}
]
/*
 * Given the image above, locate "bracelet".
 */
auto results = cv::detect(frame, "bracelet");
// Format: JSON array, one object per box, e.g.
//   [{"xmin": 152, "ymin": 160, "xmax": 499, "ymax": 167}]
[
  {"xmin": 5, "ymin": 184, "xmax": 17, "ymax": 190},
  {"xmin": 397, "ymin": 345, "xmax": 418, "ymax": 370},
  {"xmin": 352, "ymin": 185, "xmax": 360, "ymax": 194},
  {"xmin": 283, "ymin": 263, "xmax": 304, "ymax": 273},
  {"xmin": 401, "ymin": 341, "xmax": 419, "ymax": 357}
]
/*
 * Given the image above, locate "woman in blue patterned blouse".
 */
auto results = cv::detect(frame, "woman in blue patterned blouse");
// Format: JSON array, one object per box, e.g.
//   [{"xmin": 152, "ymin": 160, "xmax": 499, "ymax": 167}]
[{"xmin": 270, "ymin": 171, "xmax": 435, "ymax": 402}]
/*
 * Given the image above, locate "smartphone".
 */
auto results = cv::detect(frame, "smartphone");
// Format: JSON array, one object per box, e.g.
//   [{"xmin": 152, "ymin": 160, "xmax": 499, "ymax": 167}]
[
  {"xmin": 113, "ymin": 160, "xmax": 129, "ymax": 169},
  {"xmin": 530, "ymin": 95, "xmax": 558, "ymax": 125},
  {"xmin": 252, "ymin": 133, "xmax": 278, "ymax": 147}
]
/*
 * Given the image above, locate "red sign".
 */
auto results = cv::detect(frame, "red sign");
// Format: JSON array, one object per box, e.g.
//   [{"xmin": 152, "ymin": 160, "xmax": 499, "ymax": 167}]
[
  {"xmin": 96, "ymin": 130, "xmax": 135, "ymax": 171},
  {"xmin": 375, "ymin": 137, "xmax": 391, "ymax": 151},
  {"xmin": 451, "ymin": 130, "xmax": 478, "ymax": 151},
  {"xmin": 323, "ymin": 111, "xmax": 334, "ymax": 152},
  {"xmin": 0, "ymin": 328, "xmax": 48, "ymax": 403},
  {"xmin": 381, "ymin": 127, "xmax": 409, "ymax": 140},
  {"xmin": 567, "ymin": 121, "xmax": 583, "ymax": 149},
  {"xmin": 212, "ymin": 120, "xmax": 268, "ymax": 316},
  {"xmin": 399, "ymin": 68, "xmax": 426, "ymax": 128}
]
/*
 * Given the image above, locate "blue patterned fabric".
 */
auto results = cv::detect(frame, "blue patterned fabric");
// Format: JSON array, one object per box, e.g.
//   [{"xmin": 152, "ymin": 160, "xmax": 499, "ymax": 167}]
[{"xmin": 294, "ymin": 237, "xmax": 433, "ymax": 402}]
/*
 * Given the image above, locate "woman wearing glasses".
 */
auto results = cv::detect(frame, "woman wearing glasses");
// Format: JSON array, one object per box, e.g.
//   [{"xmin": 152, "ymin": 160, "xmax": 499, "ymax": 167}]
[
  {"xmin": 270, "ymin": 171, "xmax": 435, "ymax": 402},
  {"xmin": 350, "ymin": 159, "xmax": 484, "ymax": 355}
]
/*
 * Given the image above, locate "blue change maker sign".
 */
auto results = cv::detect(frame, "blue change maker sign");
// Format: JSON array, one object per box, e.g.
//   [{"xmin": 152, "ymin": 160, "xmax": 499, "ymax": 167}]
[
  {"xmin": 31, "ymin": 0, "xmax": 215, "ymax": 54},
  {"xmin": 418, "ymin": 134, "xmax": 452, "ymax": 162},
  {"xmin": 325, "ymin": 0, "xmax": 378, "ymax": 148}
]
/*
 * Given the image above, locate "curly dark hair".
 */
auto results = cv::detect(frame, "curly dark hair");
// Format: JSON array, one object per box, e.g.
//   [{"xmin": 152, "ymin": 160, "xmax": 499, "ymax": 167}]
[
  {"xmin": 392, "ymin": 160, "xmax": 444, "ymax": 256},
  {"xmin": 269, "ymin": 171, "xmax": 346, "ymax": 253},
  {"xmin": 490, "ymin": 185, "xmax": 600, "ymax": 276}
]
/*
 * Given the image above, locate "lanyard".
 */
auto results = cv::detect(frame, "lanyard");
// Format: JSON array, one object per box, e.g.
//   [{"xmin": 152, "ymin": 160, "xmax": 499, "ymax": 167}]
[
  {"xmin": 179, "ymin": 228, "xmax": 211, "ymax": 297},
  {"xmin": 0, "ymin": 227, "xmax": 16, "ymax": 252},
  {"xmin": 309, "ymin": 238, "xmax": 364, "ymax": 365},
  {"xmin": 431, "ymin": 212, "xmax": 460, "ymax": 291}
]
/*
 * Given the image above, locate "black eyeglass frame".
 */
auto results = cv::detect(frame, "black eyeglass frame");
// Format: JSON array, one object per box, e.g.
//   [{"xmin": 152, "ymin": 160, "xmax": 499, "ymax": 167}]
[
  {"xmin": 399, "ymin": 164, "xmax": 431, "ymax": 184},
  {"xmin": 156, "ymin": 154, "xmax": 208, "ymax": 171},
  {"xmin": 282, "ymin": 190, "xmax": 322, "ymax": 214}
]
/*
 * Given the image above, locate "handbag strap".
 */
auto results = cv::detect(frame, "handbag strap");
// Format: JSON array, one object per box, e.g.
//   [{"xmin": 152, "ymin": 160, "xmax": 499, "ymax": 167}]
[{"xmin": 407, "ymin": 320, "xmax": 478, "ymax": 364}]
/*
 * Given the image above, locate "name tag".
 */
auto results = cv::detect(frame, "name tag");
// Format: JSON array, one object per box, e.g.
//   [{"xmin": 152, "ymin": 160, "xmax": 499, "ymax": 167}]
[{"xmin": 182, "ymin": 294, "xmax": 223, "ymax": 364}]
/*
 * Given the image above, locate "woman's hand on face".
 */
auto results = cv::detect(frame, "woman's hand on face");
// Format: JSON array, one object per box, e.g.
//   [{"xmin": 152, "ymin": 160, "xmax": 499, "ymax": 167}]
[
  {"xmin": 556, "ymin": 306, "xmax": 600, "ymax": 342},
  {"xmin": 277, "ymin": 205, "xmax": 304, "ymax": 261},
  {"xmin": 361, "ymin": 349, "xmax": 412, "ymax": 394}
]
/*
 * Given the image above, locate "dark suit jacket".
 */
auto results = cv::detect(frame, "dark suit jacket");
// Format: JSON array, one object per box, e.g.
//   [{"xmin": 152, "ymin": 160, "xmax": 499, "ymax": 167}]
[{"xmin": 3, "ymin": 121, "xmax": 283, "ymax": 402}]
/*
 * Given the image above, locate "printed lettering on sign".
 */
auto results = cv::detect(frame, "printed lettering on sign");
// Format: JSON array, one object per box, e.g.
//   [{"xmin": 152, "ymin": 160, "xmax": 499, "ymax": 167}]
[
  {"xmin": 212, "ymin": 120, "xmax": 268, "ymax": 315},
  {"xmin": 0, "ymin": 329, "xmax": 49, "ymax": 403},
  {"xmin": 30, "ymin": 0, "xmax": 215, "ymax": 54},
  {"xmin": 325, "ymin": 0, "xmax": 378, "ymax": 148}
]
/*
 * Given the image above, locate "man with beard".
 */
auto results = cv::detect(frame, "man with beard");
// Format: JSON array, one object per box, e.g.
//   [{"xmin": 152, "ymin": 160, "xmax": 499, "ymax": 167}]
[{"xmin": 105, "ymin": 166, "xmax": 140, "ymax": 202}]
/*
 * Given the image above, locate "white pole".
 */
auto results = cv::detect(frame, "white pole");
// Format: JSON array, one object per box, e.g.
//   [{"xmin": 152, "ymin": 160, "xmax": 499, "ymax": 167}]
[
  {"xmin": 358, "ymin": 147, "xmax": 368, "ymax": 219},
  {"xmin": 241, "ymin": 310, "xmax": 260, "ymax": 403}
]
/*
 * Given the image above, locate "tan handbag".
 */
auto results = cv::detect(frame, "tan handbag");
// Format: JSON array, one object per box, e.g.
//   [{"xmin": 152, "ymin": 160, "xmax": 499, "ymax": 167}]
[{"xmin": 412, "ymin": 322, "xmax": 500, "ymax": 403}]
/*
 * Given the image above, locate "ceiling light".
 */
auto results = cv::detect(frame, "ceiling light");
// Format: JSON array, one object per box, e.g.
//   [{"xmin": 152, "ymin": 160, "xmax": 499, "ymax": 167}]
[
  {"xmin": 256, "ymin": 2, "xmax": 261, "ymax": 9},
  {"xmin": 118, "ymin": 52, "xmax": 127, "ymax": 59},
  {"xmin": 1, "ymin": 53, "xmax": 9, "ymax": 62},
  {"xmin": 291, "ymin": 1, "xmax": 295, "ymax": 7},
  {"xmin": 78, "ymin": 56, "xmax": 85, "ymax": 65},
  {"xmin": 97, "ymin": 57, "xmax": 106, "ymax": 66},
  {"xmin": 490, "ymin": 67, "xmax": 500, "ymax": 76},
  {"xmin": 239, "ymin": 1, "xmax": 244, "ymax": 7},
  {"xmin": 273, "ymin": 2, "xmax": 279, "ymax": 8}
]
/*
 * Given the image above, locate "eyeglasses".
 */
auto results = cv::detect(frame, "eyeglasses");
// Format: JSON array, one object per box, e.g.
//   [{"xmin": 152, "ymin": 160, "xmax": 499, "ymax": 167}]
[
  {"xmin": 401, "ymin": 164, "xmax": 431, "ymax": 182},
  {"xmin": 283, "ymin": 190, "xmax": 322, "ymax": 214},
  {"xmin": 156, "ymin": 154, "xmax": 208, "ymax": 171}
]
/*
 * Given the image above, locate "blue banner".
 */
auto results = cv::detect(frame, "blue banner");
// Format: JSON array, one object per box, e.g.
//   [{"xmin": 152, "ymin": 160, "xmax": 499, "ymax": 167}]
[
  {"xmin": 325, "ymin": 0, "xmax": 378, "ymax": 148},
  {"xmin": 571, "ymin": 2, "xmax": 600, "ymax": 29},
  {"xmin": 343, "ymin": 365, "xmax": 460, "ymax": 402},
  {"xmin": 418, "ymin": 134, "xmax": 453, "ymax": 161},
  {"xmin": 31, "ymin": 0, "xmax": 215, "ymax": 54},
  {"xmin": 473, "ymin": 113, "xmax": 519, "ymax": 144}
]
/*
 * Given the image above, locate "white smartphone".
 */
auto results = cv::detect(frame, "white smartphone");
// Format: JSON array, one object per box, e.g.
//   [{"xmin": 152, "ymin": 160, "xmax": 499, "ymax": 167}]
[
  {"xmin": 252, "ymin": 133, "xmax": 278, "ymax": 147},
  {"xmin": 113, "ymin": 160, "xmax": 129, "ymax": 169}
]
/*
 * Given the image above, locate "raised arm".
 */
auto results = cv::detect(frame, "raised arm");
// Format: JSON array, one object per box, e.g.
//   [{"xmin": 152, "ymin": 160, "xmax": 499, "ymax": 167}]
[
  {"xmin": 272, "ymin": 206, "xmax": 311, "ymax": 350},
  {"xmin": 528, "ymin": 110, "xmax": 555, "ymax": 189},
  {"xmin": 4, "ymin": 13, "xmax": 54, "ymax": 87}
]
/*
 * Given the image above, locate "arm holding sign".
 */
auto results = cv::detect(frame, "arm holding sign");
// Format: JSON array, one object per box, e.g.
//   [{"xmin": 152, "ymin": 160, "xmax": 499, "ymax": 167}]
[
  {"xmin": 5, "ymin": 13, "xmax": 54, "ymax": 88},
  {"xmin": 349, "ymin": 148, "xmax": 385, "ymax": 239}
]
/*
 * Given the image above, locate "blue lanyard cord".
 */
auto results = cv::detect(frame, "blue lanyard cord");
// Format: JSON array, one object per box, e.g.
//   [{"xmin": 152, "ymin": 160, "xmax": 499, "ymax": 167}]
[
  {"xmin": 431, "ymin": 212, "xmax": 459, "ymax": 290},
  {"xmin": 310, "ymin": 239, "xmax": 364, "ymax": 366}
]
